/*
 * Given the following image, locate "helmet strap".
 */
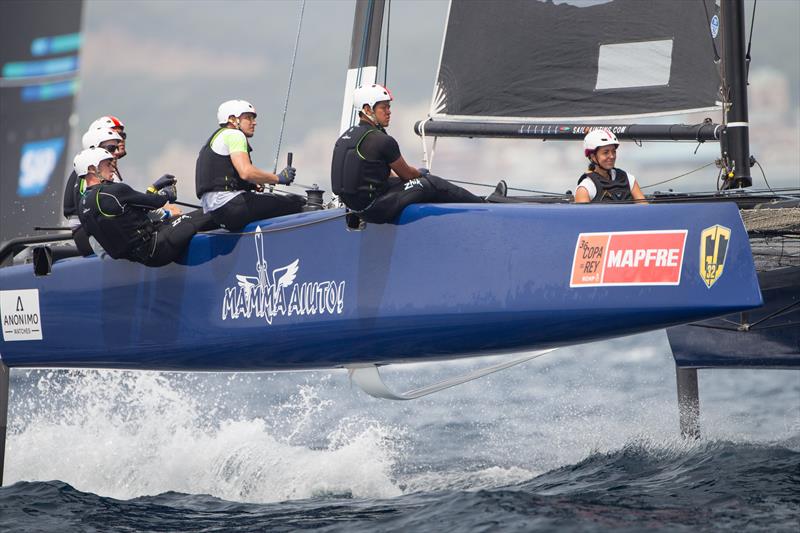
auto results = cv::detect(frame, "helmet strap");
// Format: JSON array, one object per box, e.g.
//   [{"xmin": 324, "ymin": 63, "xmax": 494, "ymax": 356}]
[{"xmin": 360, "ymin": 105, "xmax": 378, "ymax": 126}]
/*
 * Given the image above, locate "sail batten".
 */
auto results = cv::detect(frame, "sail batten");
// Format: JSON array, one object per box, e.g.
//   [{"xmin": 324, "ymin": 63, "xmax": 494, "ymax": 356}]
[{"xmin": 431, "ymin": 0, "xmax": 722, "ymax": 123}]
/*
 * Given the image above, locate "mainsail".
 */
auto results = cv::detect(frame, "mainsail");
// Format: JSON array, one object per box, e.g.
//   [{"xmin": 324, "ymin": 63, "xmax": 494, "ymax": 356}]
[{"xmin": 431, "ymin": 0, "xmax": 722, "ymax": 122}]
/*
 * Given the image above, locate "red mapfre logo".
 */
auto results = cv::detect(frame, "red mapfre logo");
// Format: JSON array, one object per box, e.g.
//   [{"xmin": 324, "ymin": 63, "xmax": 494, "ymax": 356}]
[{"xmin": 570, "ymin": 230, "xmax": 687, "ymax": 287}]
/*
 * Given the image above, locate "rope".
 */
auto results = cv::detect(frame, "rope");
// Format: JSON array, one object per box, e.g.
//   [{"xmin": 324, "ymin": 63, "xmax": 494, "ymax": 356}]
[
  {"xmin": 640, "ymin": 162, "xmax": 716, "ymax": 189},
  {"xmin": 754, "ymin": 158, "xmax": 774, "ymax": 193},
  {"xmin": 273, "ymin": 0, "xmax": 306, "ymax": 173},
  {"xmin": 447, "ymin": 178, "xmax": 567, "ymax": 197},
  {"xmin": 382, "ymin": 0, "xmax": 391, "ymax": 86},
  {"xmin": 746, "ymin": 0, "xmax": 757, "ymax": 81}
]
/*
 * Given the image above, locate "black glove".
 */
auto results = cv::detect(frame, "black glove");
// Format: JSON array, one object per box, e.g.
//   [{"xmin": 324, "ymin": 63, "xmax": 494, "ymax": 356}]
[
  {"xmin": 417, "ymin": 167, "xmax": 430, "ymax": 177},
  {"xmin": 277, "ymin": 166, "xmax": 296, "ymax": 185},
  {"xmin": 150, "ymin": 174, "xmax": 177, "ymax": 192},
  {"xmin": 157, "ymin": 184, "xmax": 177, "ymax": 202}
]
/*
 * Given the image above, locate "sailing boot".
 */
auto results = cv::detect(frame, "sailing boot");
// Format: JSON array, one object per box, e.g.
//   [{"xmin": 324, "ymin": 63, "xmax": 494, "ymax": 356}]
[{"xmin": 485, "ymin": 180, "xmax": 508, "ymax": 202}]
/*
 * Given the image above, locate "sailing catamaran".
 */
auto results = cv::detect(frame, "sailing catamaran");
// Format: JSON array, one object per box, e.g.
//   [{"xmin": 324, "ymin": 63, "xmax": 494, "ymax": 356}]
[{"xmin": 0, "ymin": 0, "xmax": 796, "ymax": 483}]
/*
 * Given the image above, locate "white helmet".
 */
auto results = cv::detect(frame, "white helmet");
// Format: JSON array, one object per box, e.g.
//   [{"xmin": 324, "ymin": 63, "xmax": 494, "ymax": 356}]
[
  {"xmin": 73, "ymin": 147, "xmax": 114, "ymax": 177},
  {"xmin": 82, "ymin": 127, "xmax": 123, "ymax": 149},
  {"xmin": 89, "ymin": 115, "xmax": 125, "ymax": 131},
  {"xmin": 584, "ymin": 129, "xmax": 619, "ymax": 157},
  {"xmin": 217, "ymin": 99, "xmax": 256, "ymax": 125},
  {"xmin": 353, "ymin": 84, "xmax": 393, "ymax": 112}
]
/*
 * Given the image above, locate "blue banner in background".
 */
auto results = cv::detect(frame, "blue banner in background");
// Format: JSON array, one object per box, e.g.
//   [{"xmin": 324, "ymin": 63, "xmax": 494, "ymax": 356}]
[{"xmin": 17, "ymin": 137, "xmax": 66, "ymax": 197}]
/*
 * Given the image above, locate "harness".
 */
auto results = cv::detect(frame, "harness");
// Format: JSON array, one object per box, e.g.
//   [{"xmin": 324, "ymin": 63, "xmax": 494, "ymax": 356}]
[
  {"xmin": 578, "ymin": 169, "xmax": 633, "ymax": 203},
  {"xmin": 195, "ymin": 128, "xmax": 256, "ymax": 198},
  {"xmin": 331, "ymin": 123, "xmax": 391, "ymax": 210},
  {"xmin": 79, "ymin": 182, "xmax": 158, "ymax": 260}
]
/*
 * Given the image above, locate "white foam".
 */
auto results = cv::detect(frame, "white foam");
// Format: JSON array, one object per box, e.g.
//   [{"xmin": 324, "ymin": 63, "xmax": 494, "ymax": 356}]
[{"xmin": 7, "ymin": 370, "xmax": 402, "ymax": 503}]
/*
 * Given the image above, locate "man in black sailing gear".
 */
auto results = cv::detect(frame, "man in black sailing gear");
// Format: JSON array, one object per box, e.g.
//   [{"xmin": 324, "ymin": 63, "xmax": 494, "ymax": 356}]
[
  {"xmin": 75, "ymin": 148, "xmax": 208, "ymax": 267},
  {"xmin": 195, "ymin": 99, "xmax": 304, "ymax": 231},
  {"xmin": 63, "ymin": 124, "xmax": 125, "ymax": 255},
  {"xmin": 575, "ymin": 129, "xmax": 646, "ymax": 204},
  {"xmin": 332, "ymin": 84, "xmax": 506, "ymax": 224}
]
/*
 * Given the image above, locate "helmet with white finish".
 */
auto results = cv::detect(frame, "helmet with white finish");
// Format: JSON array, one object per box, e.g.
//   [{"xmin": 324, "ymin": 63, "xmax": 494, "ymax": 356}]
[
  {"xmin": 583, "ymin": 129, "xmax": 619, "ymax": 158},
  {"xmin": 217, "ymin": 99, "xmax": 256, "ymax": 125},
  {"xmin": 90, "ymin": 115, "xmax": 125, "ymax": 131},
  {"xmin": 73, "ymin": 147, "xmax": 114, "ymax": 177},
  {"xmin": 353, "ymin": 84, "xmax": 393, "ymax": 112},
  {"xmin": 82, "ymin": 127, "xmax": 123, "ymax": 150}
]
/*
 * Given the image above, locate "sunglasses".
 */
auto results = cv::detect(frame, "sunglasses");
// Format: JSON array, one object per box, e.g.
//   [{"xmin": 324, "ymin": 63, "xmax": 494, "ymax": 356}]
[
  {"xmin": 102, "ymin": 144, "xmax": 120, "ymax": 153},
  {"xmin": 118, "ymin": 131, "xmax": 127, "ymax": 140}
]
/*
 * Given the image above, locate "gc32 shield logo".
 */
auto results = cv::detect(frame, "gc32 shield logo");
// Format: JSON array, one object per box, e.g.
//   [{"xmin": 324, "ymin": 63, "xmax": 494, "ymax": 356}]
[{"xmin": 700, "ymin": 224, "xmax": 731, "ymax": 288}]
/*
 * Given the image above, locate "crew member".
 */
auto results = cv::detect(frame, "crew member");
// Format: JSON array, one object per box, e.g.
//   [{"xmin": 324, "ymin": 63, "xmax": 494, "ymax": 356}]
[
  {"xmin": 89, "ymin": 115, "xmax": 127, "ymax": 160},
  {"xmin": 63, "ymin": 126, "xmax": 125, "ymax": 255},
  {"xmin": 195, "ymin": 99, "xmax": 304, "ymax": 231},
  {"xmin": 575, "ymin": 129, "xmax": 647, "ymax": 204},
  {"xmin": 331, "ymin": 84, "xmax": 507, "ymax": 224},
  {"xmin": 75, "ymin": 148, "xmax": 205, "ymax": 267}
]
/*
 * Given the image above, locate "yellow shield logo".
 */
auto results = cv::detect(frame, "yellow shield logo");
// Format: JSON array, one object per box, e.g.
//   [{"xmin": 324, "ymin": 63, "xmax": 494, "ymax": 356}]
[{"xmin": 700, "ymin": 225, "xmax": 731, "ymax": 288}]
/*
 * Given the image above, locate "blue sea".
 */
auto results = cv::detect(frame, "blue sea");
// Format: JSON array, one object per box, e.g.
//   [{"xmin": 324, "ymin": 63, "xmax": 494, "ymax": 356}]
[{"xmin": 2, "ymin": 331, "xmax": 798, "ymax": 532}]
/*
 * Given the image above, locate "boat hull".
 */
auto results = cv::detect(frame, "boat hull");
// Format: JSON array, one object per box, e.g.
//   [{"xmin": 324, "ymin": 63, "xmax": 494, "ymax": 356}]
[
  {"xmin": 0, "ymin": 202, "xmax": 762, "ymax": 371},
  {"xmin": 668, "ymin": 266, "xmax": 800, "ymax": 369}
]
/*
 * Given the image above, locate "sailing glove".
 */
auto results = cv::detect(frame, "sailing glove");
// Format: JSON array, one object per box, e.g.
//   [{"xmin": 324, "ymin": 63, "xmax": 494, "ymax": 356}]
[
  {"xmin": 417, "ymin": 167, "xmax": 430, "ymax": 177},
  {"xmin": 148, "ymin": 174, "xmax": 177, "ymax": 193},
  {"xmin": 277, "ymin": 166, "xmax": 296, "ymax": 185},
  {"xmin": 157, "ymin": 184, "xmax": 178, "ymax": 202}
]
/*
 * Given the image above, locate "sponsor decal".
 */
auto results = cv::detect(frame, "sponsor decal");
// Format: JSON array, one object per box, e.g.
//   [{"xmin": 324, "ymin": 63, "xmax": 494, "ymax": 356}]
[
  {"xmin": 700, "ymin": 224, "xmax": 731, "ymax": 288},
  {"xmin": 570, "ymin": 230, "xmax": 687, "ymax": 287},
  {"xmin": 403, "ymin": 178, "xmax": 423, "ymax": 191},
  {"xmin": 1, "ymin": 289, "xmax": 43, "ymax": 341},
  {"xmin": 18, "ymin": 137, "xmax": 65, "ymax": 197},
  {"xmin": 222, "ymin": 227, "xmax": 345, "ymax": 324},
  {"xmin": 573, "ymin": 125, "xmax": 629, "ymax": 136},
  {"xmin": 710, "ymin": 14, "xmax": 720, "ymax": 39}
]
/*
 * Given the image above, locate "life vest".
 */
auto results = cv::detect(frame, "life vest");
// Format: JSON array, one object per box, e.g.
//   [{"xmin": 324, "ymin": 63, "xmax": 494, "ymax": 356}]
[
  {"xmin": 578, "ymin": 168, "xmax": 633, "ymax": 203},
  {"xmin": 195, "ymin": 128, "xmax": 257, "ymax": 198},
  {"xmin": 78, "ymin": 182, "xmax": 156, "ymax": 260},
  {"xmin": 331, "ymin": 123, "xmax": 391, "ymax": 210}
]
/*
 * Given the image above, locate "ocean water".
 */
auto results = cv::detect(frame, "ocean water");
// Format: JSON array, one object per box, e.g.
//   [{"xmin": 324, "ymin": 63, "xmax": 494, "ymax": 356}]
[{"xmin": 1, "ymin": 331, "xmax": 798, "ymax": 532}]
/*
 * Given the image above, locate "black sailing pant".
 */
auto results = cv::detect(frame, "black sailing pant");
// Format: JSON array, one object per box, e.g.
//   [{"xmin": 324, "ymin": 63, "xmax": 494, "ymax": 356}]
[
  {"xmin": 131, "ymin": 209, "xmax": 217, "ymax": 267},
  {"xmin": 209, "ymin": 191, "xmax": 305, "ymax": 232},
  {"xmin": 358, "ymin": 174, "xmax": 484, "ymax": 224},
  {"xmin": 72, "ymin": 225, "xmax": 94, "ymax": 256}
]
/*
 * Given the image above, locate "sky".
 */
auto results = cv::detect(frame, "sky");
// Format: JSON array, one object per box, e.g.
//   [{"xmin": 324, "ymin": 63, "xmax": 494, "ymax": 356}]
[{"xmin": 76, "ymin": 0, "xmax": 799, "ymax": 203}]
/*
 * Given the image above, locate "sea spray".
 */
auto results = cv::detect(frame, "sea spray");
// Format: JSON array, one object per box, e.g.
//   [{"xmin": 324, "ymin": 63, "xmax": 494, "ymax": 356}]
[{"xmin": 7, "ymin": 369, "xmax": 405, "ymax": 502}]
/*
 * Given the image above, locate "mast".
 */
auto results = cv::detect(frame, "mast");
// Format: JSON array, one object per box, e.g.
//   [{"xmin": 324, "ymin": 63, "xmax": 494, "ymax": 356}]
[
  {"xmin": 720, "ymin": 0, "xmax": 752, "ymax": 188},
  {"xmin": 339, "ymin": 0, "xmax": 385, "ymax": 134}
]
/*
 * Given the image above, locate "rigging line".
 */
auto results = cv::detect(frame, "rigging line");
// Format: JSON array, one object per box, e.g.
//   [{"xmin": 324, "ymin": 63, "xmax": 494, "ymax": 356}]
[
  {"xmin": 753, "ymin": 159, "xmax": 774, "ymax": 193},
  {"xmin": 446, "ymin": 178, "xmax": 566, "ymax": 197},
  {"xmin": 640, "ymin": 162, "xmax": 716, "ymax": 189},
  {"xmin": 382, "ymin": 0, "xmax": 391, "ymax": 86},
  {"xmin": 746, "ymin": 0, "xmax": 757, "ymax": 82},
  {"xmin": 273, "ymin": 0, "xmax": 306, "ymax": 173},
  {"xmin": 745, "ymin": 300, "xmax": 800, "ymax": 329}
]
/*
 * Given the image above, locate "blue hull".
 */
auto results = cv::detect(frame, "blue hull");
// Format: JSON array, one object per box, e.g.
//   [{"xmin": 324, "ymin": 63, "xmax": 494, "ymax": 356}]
[
  {"xmin": 668, "ymin": 266, "xmax": 800, "ymax": 368},
  {"xmin": 0, "ymin": 203, "xmax": 762, "ymax": 371}
]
